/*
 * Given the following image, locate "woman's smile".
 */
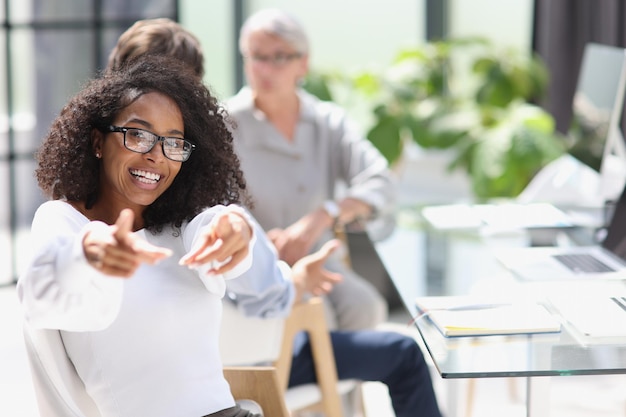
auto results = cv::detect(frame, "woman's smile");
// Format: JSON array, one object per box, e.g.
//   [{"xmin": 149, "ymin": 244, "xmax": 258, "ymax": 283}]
[{"xmin": 129, "ymin": 168, "xmax": 162, "ymax": 186}]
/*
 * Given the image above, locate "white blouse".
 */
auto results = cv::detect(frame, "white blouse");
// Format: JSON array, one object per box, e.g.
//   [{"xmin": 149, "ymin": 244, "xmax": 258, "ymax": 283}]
[{"xmin": 18, "ymin": 200, "xmax": 255, "ymax": 417}]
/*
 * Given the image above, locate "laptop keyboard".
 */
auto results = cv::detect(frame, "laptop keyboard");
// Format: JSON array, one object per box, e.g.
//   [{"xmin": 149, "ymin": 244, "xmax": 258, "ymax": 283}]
[{"xmin": 553, "ymin": 253, "xmax": 616, "ymax": 273}]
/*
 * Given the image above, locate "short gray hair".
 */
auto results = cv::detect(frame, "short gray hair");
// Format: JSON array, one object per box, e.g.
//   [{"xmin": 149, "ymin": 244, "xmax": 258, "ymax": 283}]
[{"xmin": 239, "ymin": 9, "xmax": 309, "ymax": 56}]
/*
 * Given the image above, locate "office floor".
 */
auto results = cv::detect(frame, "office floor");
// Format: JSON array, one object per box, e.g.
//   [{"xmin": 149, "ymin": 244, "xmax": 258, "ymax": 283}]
[{"xmin": 3, "ymin": 285, "xmax": 626, "ymax": 417}]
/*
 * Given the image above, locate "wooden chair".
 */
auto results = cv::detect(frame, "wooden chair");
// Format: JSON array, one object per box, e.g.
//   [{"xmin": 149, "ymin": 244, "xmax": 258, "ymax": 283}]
[
  {"xmin": 220, "ymin": 297, "xmax": 357, "ymax": 417},
  {"xmin": 275, "ymin": 297, "xmax": 346, "ymax": 417},
  {"xmin": 223, "ymin": 366, "xmax": 289, "ymax": 417}
]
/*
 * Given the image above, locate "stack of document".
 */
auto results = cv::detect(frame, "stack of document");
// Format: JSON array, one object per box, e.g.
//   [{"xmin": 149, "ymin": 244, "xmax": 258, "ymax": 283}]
[
  {"xmin": 415, "ymin": 295, "xmax": 562, "ymax": 337},
  {"xmin": 421, "ymin": 203, "xmax": 574, "ymax": 231},
  {"xmin": 549, "ymin": 295, "xmax": 626, "ymax": 337}
]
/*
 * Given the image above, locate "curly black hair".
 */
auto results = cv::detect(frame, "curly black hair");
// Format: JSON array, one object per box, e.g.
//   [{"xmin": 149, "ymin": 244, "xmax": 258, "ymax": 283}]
[{"xmin": 35, "ymin": 55, "xmax": 249, "ymax": 232}]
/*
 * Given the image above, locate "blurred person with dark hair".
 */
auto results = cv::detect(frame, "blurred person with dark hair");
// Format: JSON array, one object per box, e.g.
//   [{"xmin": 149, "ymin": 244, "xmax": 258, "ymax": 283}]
[{"xmin": 108, "ymin": 17, "xmax": 205, "ymax": 78}]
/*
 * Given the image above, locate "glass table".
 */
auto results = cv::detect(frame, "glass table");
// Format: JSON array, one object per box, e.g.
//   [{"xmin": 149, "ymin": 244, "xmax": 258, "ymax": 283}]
[{"xmin": 373, "ymin": 208, "xmax": 626, "ymax": 417}]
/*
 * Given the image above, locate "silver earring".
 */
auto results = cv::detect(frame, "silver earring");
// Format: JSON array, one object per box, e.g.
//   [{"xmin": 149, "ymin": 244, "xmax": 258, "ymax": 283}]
[{"xmin": 95, "ymin": 152, "xmax": 101, "ymax": 158}]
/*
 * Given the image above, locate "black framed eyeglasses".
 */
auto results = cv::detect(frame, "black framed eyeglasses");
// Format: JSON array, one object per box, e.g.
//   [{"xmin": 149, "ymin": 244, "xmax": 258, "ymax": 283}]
[
  {"xmin": 244, "ymin": 52, "xmax": 302, "ymax": 67},
  {"xmin": 107, "ymin": 126, "xmax": 195, "ymax": 162}
]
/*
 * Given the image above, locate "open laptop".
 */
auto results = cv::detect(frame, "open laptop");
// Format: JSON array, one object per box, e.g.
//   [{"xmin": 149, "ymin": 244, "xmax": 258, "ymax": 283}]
[{"xmin": 496, "ymin": 183, "xmax": 626, "ymax": 280}]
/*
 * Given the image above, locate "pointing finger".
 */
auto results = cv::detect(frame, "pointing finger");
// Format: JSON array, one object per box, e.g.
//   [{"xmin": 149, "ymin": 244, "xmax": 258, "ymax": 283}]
[{"xmin": 113, "ymin": 209, "xmax": 135, "ymax": 242}]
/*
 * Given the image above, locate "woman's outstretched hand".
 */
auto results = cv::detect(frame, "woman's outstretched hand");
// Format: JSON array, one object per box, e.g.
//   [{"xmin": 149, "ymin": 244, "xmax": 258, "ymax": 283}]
[
  {"xmin": 179, "ymin": 207, "xmax": 253, "ymax": 275},
  {"xmin": 83, "ymin": 209, "xmax": 172, "ymax": 278}
]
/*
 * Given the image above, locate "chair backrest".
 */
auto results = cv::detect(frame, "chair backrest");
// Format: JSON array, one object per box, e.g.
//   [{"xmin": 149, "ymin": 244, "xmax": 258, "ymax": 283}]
[
  {"xmin": 220, "ymin": 297, "xmax": 348, "ymax": 417},
  {"xmin": 222, "ymin": 366, "xmax": 289, "ymax": 417},
  {"xmin": 220, "ymin": 300, "xmax": 285, "ymax": 366},
  {"xmin": 274, "ymin": 297, "xmax": 346, "ymax": 417}
]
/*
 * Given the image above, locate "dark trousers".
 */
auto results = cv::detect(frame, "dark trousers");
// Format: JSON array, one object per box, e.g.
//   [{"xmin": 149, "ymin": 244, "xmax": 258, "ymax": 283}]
[{"xmin": 288, "ymin": 329, "xmax": 443, "ymax": 417}]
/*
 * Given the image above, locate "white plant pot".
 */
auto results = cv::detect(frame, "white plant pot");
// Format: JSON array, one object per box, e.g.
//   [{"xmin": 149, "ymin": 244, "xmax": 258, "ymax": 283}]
[{"xmin": 393, "ymin": 142, "xmax": 473, "ymax": 206}]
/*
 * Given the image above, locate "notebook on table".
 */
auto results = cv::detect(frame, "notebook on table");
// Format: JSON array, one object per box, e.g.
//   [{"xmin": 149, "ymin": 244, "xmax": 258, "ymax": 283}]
[
  {"xmin": 421, "ymin": 202, "xmax": 574, "ymax": 231},
  {"xmin": 414, "ymin": 296, "xmax": 562, "ymax": 337},
  {"xmin": 495, "ymin": 184, "xmax": 626, "ymax": 281}
]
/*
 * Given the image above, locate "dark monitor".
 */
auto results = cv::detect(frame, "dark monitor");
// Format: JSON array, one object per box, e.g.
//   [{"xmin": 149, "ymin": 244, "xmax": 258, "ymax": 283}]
[
  {"xmin": 518, "ymin": 43, "xmax": 626, "ymax": 207},
  {"xmin": 601, "ymin": 177, "xmax": 626, "ymax": 255},
  {"xmin": 568, "ymin": 43, "xmax": 626, "ymax": 171},
  {"xmin": 568, "ymin": 43, "xmax": 626, "ymax": 202}
]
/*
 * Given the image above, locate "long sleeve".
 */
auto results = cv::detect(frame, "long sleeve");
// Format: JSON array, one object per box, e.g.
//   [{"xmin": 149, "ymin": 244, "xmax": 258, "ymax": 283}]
[
  {"xmin": 224, "ymin": 218, "xmax": 295, "ymax": 319},
  {"xmin": 17, "ymin": 201, "xmax": 124, "ymax": 331}
]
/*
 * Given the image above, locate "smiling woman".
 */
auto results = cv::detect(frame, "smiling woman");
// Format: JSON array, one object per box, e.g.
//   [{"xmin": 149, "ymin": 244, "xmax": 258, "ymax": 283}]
[{"xmin": 16, "ymin": 55, "xmax": 266, "ymax": 417}]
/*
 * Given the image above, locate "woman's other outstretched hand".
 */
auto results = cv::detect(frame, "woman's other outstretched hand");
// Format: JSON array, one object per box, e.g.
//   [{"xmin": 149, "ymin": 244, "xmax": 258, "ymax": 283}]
[
  {"xmin": 179, "ymin": 207, "xmax": 253, "ymax": 275},
  {"xmin": 83, "ymin": 209, "xmax": 173, "ymax": 278}
]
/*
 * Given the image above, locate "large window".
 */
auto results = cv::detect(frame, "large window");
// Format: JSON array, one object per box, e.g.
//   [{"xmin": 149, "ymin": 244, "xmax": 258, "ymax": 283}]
[{"xmin": 0, "ymin": 0, "xmax": 178, "ymax": 285}]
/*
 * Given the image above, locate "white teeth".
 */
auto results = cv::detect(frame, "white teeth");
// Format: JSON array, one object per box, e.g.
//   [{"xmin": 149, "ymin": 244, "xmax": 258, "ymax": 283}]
[{"xmin": 130, "ymin": 169, "xmax": 161, "ymax": 184}]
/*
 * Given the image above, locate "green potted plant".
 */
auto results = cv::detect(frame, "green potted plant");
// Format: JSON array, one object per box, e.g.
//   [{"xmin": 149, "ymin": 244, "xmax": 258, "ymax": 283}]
[{"xmin": 304, "ymin": 37, "xmax": 566, "ymax": 200}]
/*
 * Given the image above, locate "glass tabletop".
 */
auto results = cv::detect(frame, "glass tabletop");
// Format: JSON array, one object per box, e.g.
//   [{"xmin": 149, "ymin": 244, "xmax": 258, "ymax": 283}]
[
  {"xmin": 373, "ymin": 209, "xmax": 626, "ymax": 379},
  {"xmin": 414, "ymin": 309, "xmax": 626, "ymax": 378}
]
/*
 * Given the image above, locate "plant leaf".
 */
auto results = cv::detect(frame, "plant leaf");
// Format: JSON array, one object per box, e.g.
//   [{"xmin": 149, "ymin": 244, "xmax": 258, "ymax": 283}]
[
  {"xmin": 302, "ymin": 73, "xmax": 334, "ymax": 101},
  {"xmin": 367, "ymin": 116, "xmax": 403, "ymax": 164}
]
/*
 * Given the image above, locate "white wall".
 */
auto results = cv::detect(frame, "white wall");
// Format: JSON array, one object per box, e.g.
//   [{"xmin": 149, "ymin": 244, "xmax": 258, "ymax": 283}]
[
  {"xmin": 180, "ymin": 0, "xmax": 235, "ymax": 100},
  {"xmin": 181, "ymin": 0, "xmax": 425, "ymax": 98},
  {"xmin": 449, "ymin": 0, "xmax": 534, "ymax": 51},
  {"xmin": 249, "ymin": 0, "xmax": 424, "ymax": 73},
  {"xmin": 180, "ymin": 0, "xmax": 535, "ymax": 97}
]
